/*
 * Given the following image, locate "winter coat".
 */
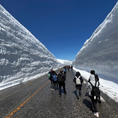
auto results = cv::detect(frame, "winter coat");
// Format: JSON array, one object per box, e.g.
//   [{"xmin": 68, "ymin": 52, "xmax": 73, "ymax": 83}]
[
  {"xmin": 58, "ymin": 72, "xmax": 65, "ymax": 83},
  {"xmin": 88, "ymin": 74, "xmax": 100, "ymax": 87},
  {"xmin": 88, "ymin": 74, "xmax": 100, "ymax": 97}
]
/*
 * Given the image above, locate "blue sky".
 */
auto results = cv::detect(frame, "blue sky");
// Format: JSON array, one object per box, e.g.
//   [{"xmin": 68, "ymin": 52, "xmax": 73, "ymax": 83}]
[{"xmin": 0, "ymin": 0, "xmax": 117, "ymax": 60}]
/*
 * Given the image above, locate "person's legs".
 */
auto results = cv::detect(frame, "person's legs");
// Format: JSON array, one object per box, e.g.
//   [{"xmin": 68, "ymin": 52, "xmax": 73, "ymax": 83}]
[
  {"xmin": 59, "ymin": 83, "xmax": 62, "ymax": 96},
  {"xmin": 50, "ymin": 80, "xmax": 52, "ymax": 87},
  {"xmin": 97, "ymin": 96, "xmax": 101, "ymax": 103},
  {"xmin": 91, "ymin": 96, "xmax": 97, "ymax": 113},
  {"xmin": 56, "ymin": 81, "xmax": 58, "ymax": 89},
  {"xmin": 76, "ymin": 88, "xmax": 79, "ymax": 99},
  {"xmin": 53, "ymin": 81, "xmax": 56, "ymax": 90},
  {"xmin": 92, "ymin": 96, "xmax": 99, "ymax": 117},
  {"xmin": 50, "ymin": 80, "xmax": 54, "ymax": 89},
  {"xmin": 75, "ymin": 85, "xmax": 79, "ymax": 97},
  {"xmin": 63, "ymin": 83, "xmax": 66, "ymax": 94},
  {"xmin": 52, "ymin": 80, "xmax": 54, "ymax": 87},
  {"xmin": 79, "ymin": 85, "xmax": 82, "ymax": 96}
]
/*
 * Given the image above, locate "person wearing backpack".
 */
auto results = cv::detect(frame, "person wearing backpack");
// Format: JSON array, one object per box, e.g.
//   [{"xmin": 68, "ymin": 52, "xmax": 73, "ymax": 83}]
[
  {"xmin": 58, "ymin": 70, "xmax": 67, "ymax": 96},
  {"xmin": 88, "ymin": 70, "xmax": 100, "ymax": 118},
  {"xmin": 63, "ymin": 67, "xmax": 66, "ymax": 75},
  {"xmin": 48, "ymin": 69, "xmax": 58, "ymax": 90},
  {"xmin": 95, "ymin": 74, "xmax": 101, "ymax": 103},
  {"xmin": 70, "ymin": 65, "xmax": 73, "ymax": 71},
  {"xmin": 48, "ymin": 69, "xmax": 54, "ymax": 89},
  {"xmin": 52, "ymin": 72, "xmax": 58, "ymax": 90},
  {"xmin": 73, "ymin": 71, "xmax": 83, "ymax": 99}
]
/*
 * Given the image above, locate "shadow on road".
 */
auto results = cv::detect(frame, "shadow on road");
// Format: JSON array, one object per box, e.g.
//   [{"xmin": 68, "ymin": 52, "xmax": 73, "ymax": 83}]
[{"xmin": 83, "ymin": 99, "xmax": 93, "ymax": 112}]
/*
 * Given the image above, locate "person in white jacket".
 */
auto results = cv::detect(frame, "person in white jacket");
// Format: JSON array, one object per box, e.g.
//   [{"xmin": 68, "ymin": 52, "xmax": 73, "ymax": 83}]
[{"xmin": 88, "ymin": 70, "xmax": 100, "ymax": 118}]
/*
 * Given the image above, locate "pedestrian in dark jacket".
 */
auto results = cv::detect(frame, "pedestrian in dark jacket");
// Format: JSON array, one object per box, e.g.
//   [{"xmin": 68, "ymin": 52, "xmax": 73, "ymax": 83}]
[
  {"xmin": 58, "ymin": 70, "xmax": 67, "ymax": 96},
  {"xmin": 48, "ymin": 69, "xmax": 53, "ymax": 89},
  {"xmin": 73, "ymin": 71, "xmax": 83, "ymax": 99},
  {"xmin": 52, "ymin": 71, "xmax": 58, "ymax": 90},
  {"xmin": 48, "ymin": 69, "xmax": 58, "ymax": 90},
  {"xmin": 88, "ymin": 70, "xmax": 100, "ymax": 117}
]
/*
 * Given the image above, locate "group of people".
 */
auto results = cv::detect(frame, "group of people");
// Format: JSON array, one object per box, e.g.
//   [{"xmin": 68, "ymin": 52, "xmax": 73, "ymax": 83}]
[
  {"xmin": 48, "ymin": 67, "xmax": 101, "ymax": 118},
  {"xmin": 48, "ymin": 67, "xmax": 67, "ymax": 96},
  {"xmin": 73, "ymin": 70, "xmax": 101, "ymax": 117}
]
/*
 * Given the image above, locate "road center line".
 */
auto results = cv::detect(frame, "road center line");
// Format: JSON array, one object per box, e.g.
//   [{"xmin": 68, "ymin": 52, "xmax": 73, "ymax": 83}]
[{"xmin": 4, "ymin": 81, "xmax": 49, "ymax": 118}]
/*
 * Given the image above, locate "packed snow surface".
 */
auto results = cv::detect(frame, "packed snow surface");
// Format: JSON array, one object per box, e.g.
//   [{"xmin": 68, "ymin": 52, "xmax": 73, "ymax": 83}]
[
  {"xmin": 73, "ymin": 2, "xmax": 118, "ymax": 84},
  {"xmin": 57, "ymin": 59, "xmax": 72, "ymax": 65},
  {"xmin": 0, "ymin": 4, "xmax": 59, "ymax": 90}
]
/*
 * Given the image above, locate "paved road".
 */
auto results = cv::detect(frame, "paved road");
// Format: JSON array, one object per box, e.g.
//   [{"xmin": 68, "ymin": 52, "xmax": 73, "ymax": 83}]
[{"xmin": 0, "ymin": 70, "xmax": 118, "ymax": 118}]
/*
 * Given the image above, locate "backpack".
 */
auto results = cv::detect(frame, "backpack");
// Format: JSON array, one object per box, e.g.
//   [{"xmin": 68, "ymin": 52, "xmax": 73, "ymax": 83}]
[
  {"xmin": 58, "ymin": 73, "xmax": 65, "ymax": 82},
  {"xmin": 91, "ymin": 86, "xmax": 100, "ymax": 97},
  {"xmin": 75, "ymin": 76, "xmax": 81, "ymax": 85},
  {"xmin": 52, "ymin": 74, "xmax": 57, "ymax": 82},
  {"xmin": 95, "ymin": 74, "xmax": 100, "ymax": 87},
  {"xmin": 48, "ymin": 72, "xmax": 52, "ymax": 81},
  {"xmin": 48, "ymin": 73, "xmax": 51, "ymax": 78}
]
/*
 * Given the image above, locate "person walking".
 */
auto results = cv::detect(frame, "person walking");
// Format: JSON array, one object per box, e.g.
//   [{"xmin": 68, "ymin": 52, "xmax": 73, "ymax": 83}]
[
  {"xmin": 58, "ymin": 70, "xmax": 67, "ymax": 96},
  {"xmin": 48, "ymin": 69, "xmax": 58, "ymax": 90},
  {"xmin": 52, "ymin": 71, "xmax": 58, "ymax": 90},
  {"xmin": 88, "ymin": 70, "xmax": 100, "ymax": 118},
  {"xmin": 73, "ymin": 71, "xmax": 83, "ymax": 99},
  {"xmin": 48, "ymin": 69, "xmax": 54, "ymax": 90}
]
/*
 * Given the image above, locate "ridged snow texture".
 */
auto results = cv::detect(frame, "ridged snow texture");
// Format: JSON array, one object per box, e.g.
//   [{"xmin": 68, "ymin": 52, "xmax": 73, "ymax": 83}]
[
  {"xmin": 73, "ymin": 2, "xmax": 118, "ymax": 83},
  {"xmin": 0, "ymin": 4, "xmax": 58, "ymax": 83}
]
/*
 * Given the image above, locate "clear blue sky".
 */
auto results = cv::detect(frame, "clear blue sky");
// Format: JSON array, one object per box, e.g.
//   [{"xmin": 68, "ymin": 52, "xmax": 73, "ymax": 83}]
[{"xmin": 0, "ymin": 0, "xmax": 117, "ymax": 60}]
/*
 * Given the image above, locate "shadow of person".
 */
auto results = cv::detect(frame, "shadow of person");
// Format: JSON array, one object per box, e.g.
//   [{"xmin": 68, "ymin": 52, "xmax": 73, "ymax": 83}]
[{"xmin": 83, "ymin": 99, "xmax": 93, "ymax": 112}]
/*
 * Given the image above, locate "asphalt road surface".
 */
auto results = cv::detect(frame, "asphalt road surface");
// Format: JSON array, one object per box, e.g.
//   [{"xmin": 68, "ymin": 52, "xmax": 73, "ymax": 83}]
[{"xmin": 0, "ymin": 70, "xmax": 118, "ymax": 118}]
